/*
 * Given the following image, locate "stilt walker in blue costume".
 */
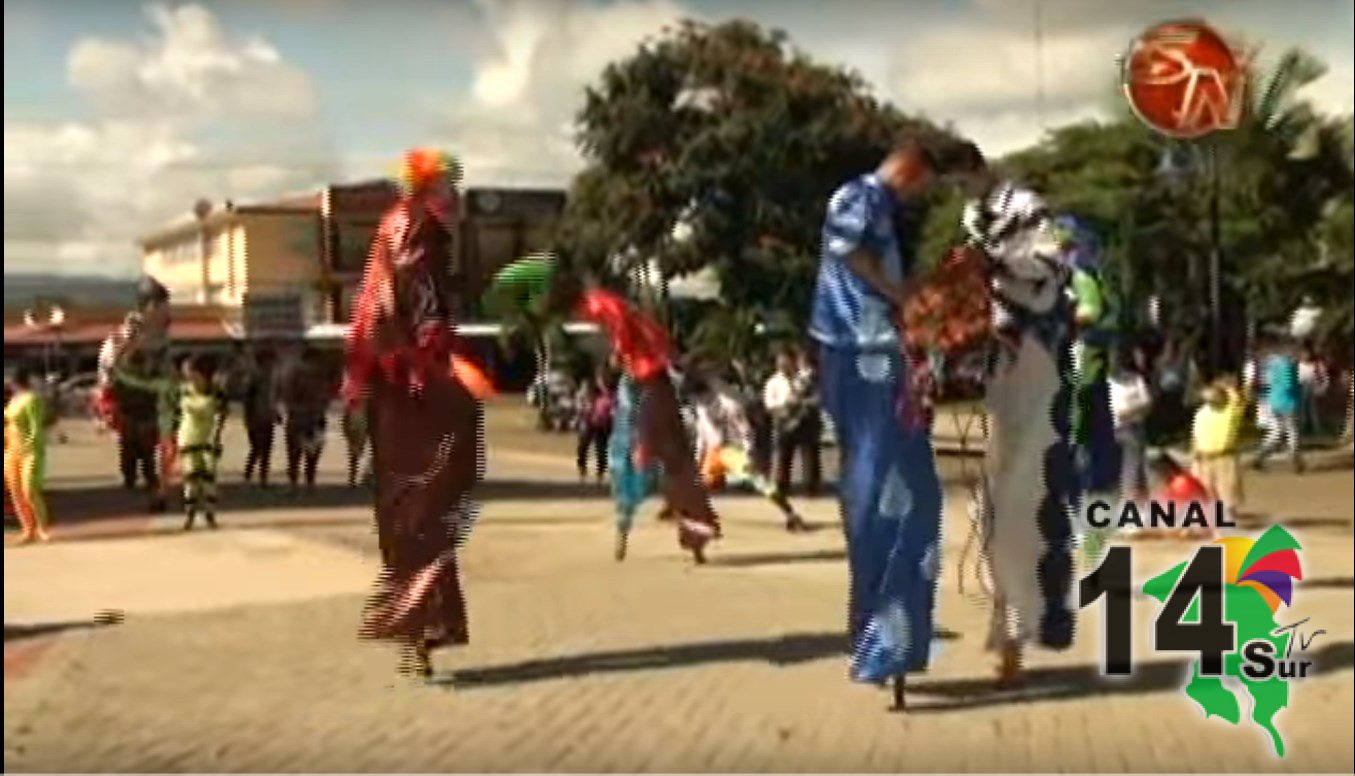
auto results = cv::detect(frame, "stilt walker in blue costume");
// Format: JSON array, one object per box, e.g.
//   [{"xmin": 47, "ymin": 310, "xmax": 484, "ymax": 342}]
[
  {"xmin": 609, "ymin": 371, "xmax": 661, "ymax": 560},
  {"xmin": 1055, "ymin": 215, "xmax": 1121, "ymax": 563},
  {"xmin": 951, "ymin": 143, "xmax": 1079, "ymax": 688},
  {"xmin": 810, "ymin": 135, "xmax": 944, "ymax": 710}
]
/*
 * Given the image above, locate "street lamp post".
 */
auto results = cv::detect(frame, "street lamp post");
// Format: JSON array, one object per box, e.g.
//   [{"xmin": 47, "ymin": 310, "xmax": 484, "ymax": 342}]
[
  {"xmin": 22, "ymin": 305, "xmax": 66, "ymax": 384},
  {"xmin": 194, "ymin": 199, "xmax": 213, "ymax": 305},
  {"xmin": 1205, "ymin": 143, "xmax": 1223, "ymax": 379}
]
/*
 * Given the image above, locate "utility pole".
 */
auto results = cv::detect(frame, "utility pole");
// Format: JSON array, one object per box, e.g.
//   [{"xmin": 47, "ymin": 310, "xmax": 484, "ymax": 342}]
[
  {"xmin": 1034, "ymin": 0, "xmax": 1047, "ymax": 132},
  {"xmin": 1206, "ymin": 141, "xmax": 1223, "ymax": 379}
]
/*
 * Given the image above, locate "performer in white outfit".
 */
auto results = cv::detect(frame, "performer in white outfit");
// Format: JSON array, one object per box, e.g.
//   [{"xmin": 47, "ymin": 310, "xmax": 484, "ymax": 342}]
[{"xmin": 952, "ymin": 144, "xmax": 1079, "ymax": 686}]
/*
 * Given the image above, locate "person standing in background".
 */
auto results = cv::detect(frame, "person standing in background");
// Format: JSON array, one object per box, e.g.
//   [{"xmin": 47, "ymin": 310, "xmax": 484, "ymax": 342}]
[
  {"xmin": 543, "ymin": 363, "xmax": 576, "ymax": 432},
  {"xmin": 1108, "ymin": 349, "xmax": 1154, "ymax": 506},
  {"xmin": 112, "ymin": 351, "xmax": 164, "ymax": 512},
  {"xmin": 218, "ymin": 342, "xmax": 255, "ymax": 421},
  {"xmin": 1058, "ymin": 215, "xmax": 1119, "ymax": 512},
  {"xmin": 1243, "ymin": 344, "xmax": 1274, "ymax": 440},
  {"xmin": 779, "ymin": 348, "xmax": 823, "ymax": 496},
  {"xmin": 574, "ymin": 368, "xmax": 614, "ymax": 484},
  {"xmin": 242, "ymin": 349, "xmax": 280, "ymax": 488},
  {"xmin": 1191, "ymin": 376, "xmax": 1249, "ymax": 523},
  {"xmin": 99, "ymin": 278, "xmax": 173, "ymax": 509},
  {"xmin": 1340, "ymin": 366, "xmax": 1354, "ymax": 446},
  {"xmin": 277, "ymin": 345, "xmax": 331, "ymax": 495},
  {"xmin": 1297, "ymin": 342, "xmax": 1329, "ymax": 437},
  {"xmin": 1254, "ymin": 339, "xmax": 1305, "ymax": 472},
  {"xmin": 1149, "ymin": 337, "xmax": 1194, "ymax": 444},
  {"xmin": 341, "ymin": 396, "xmax": 371, "ymax": 489},
  {"xmin": 762, "ymin": 350, "xmax": 796, "ymax": 483}
]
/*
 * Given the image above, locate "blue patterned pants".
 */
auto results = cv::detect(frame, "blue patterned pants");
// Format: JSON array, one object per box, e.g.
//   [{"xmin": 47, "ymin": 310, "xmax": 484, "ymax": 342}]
[{"xmin": 820, "ymin": 346, "xmax": 943, "ymax": 683}]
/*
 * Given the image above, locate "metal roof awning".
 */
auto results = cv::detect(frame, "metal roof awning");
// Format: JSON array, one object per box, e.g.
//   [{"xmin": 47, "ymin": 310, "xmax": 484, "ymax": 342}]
[{"xmin": 303, "ymin": 321, "xmax": 603, "ymax": 340}]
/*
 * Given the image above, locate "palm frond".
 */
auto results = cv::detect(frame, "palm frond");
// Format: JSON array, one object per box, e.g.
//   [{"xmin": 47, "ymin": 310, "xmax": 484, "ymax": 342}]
[{"xmin": 1253, "ymin": 48, "xmax": 1328, "ymax": 130}]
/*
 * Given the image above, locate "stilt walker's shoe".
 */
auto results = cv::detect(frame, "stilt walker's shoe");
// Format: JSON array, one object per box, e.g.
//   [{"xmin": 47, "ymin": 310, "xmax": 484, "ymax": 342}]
[
  {"xmin": 182, "ymin": 510, "xmax": 197, "ymax": 531},
  {"xmin": 397, "ymin": 643, "xmax": 434, "ymax": 680},
  {"xmin": 205, "ymin": 513, "xmax": 218, "ymax": 530},
  {"xmin": 614, "ymin": 530, "xmax": 629, "ymax": 561},
  {"xmin": 996, "ymin": 642, "xmax": 1023, "ymax": 689},
  {"xmin": 678, "ymin": 518, "xmax": 713, "ymax": 564}
]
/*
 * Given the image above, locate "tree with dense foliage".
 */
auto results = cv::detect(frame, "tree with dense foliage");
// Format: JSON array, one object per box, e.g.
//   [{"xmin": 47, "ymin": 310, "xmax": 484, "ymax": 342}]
[
  {"xmin": 979, "ymin": 48, "xmax": 1353, "ymax": 374},
  {"xmin": 558, "ymin": 19, "xmax": 966, "ymax": 362}
]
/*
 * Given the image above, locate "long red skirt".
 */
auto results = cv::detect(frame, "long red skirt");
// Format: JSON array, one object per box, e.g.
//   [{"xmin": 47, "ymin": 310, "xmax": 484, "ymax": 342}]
[
  {"xmin": 359, "ymin": 371, "xmax": 482, "ymax": 648},
  {"xmin": 638, "ymin": 375, "xmax": 721, "ymax": 544}
]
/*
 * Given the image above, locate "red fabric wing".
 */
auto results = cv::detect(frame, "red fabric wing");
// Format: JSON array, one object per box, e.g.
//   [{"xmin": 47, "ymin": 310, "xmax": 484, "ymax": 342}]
[{"xmin": 575, "ymin": 288, "xmax": 674, "ymax": 382}]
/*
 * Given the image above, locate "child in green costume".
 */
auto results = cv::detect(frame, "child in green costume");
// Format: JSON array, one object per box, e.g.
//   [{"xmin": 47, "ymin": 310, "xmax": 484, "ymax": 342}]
[{"xmin": 178, "ymin": 356, "xmax": 228, "ymax": 530}]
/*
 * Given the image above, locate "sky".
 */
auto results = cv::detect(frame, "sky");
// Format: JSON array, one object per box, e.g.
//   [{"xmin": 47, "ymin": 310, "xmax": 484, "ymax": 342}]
[{"xmin": 4, "ymin": 0, "xmax": 1353, "ymax": 277}]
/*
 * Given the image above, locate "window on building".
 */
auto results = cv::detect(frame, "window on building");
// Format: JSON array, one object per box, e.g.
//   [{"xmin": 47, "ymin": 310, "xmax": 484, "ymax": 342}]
[
  {"xmin": 333, "ymin": 220, "xmax": 378, "ymax": 273},
  {"xmin": 161, "ymin": 240, "xmax": 199, "ymax": 265}
]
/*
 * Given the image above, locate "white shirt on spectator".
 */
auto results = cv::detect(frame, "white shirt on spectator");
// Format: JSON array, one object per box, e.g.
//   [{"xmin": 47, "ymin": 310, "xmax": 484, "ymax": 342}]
[
  {"xmin": 762, "ymin": 371, "xmax": 793, "ymax": 413},
  {"xmin": 1108, "ymin": 371, "xmax": 1152, "ymax": 430},
  {"xmin": 1299, "ymin": 360, "xmax": 1329, "ymax": 395}
]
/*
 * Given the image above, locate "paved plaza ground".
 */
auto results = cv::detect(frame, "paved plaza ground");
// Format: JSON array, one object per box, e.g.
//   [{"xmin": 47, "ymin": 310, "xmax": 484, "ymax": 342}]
[{"xmin": 5, "ymin": 403, "xmax": 1354, "ymax": 772}]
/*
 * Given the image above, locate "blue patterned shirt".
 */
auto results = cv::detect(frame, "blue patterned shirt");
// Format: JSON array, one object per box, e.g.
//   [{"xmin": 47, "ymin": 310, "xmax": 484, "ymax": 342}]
[{"xmin": 810, "ymin": 174, "xmax": 904, "ymax": 351}]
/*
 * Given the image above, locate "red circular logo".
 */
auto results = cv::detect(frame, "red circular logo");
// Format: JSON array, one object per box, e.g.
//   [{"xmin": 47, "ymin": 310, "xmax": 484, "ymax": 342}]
[{"xmin": 1122, "ymin": 20, "xmax": 1245, "ymax": 138}]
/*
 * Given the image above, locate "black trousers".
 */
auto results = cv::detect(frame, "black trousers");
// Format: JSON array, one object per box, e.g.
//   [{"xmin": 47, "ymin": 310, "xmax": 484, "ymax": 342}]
[
  {"xmin": 775, "ymin": 419, "xmax": 822, "ymax": 495},
  {"xmin": 244, "ymin": 419, "xmax": 276, "ymax": 485},
  {"xmin": 576, "ymin": 422, "xmax": 612, "ymax": 477},
  {"xmin": 285, "ymin": 420, "xmax": 325, "ymax": 489},
  {"xmin": 118, "ymin": 425, "xmax": 159, "ymax": 492}
]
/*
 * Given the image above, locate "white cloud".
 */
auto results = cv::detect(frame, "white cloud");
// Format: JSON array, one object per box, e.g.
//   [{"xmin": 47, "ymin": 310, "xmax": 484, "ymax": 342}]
[
  {"xmin": 8, "ymin": 0, "xmax": 1350, "ymax": 278},
  {"xmin": 68, "ymin": 4, "xmax": 315, "ymax": 121},
  {"xmin": 3, "ymin": 3, "xmax": 333, "ymax": 276},
  {"xmin": 884, "ymin": 23, "xmax": 1128, "ymax": 152},
  {"xmin": 1301, "ymin": 65, "xmax": 1355, "ymax": 117},
  {"xmin": 873, "ymin": 0, "xmax": 1355, "ymax": 156},
  {"xmin": 426, "ymin": 0, "xmax": 1353, "ymax": 181},
  {"xmin": 433, "ymin": 0, "xmax": 689, "ymax": 187}
]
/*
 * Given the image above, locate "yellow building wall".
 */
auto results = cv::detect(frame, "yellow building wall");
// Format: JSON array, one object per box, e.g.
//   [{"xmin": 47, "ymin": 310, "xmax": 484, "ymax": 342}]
[
  {"xmin": 236, "ymin": 211, "xmax": 324, "ymax": 320},
  {"xmin": 142, "ymin": 211, "xmax": 321, "ymax": 312},
  {"xmin": 142, "ymin": 235, "xmax": 210, "ymax": 305},
  {"xmin": 237, "ymin": 212, "xmax": 320, "ymax": 293}
]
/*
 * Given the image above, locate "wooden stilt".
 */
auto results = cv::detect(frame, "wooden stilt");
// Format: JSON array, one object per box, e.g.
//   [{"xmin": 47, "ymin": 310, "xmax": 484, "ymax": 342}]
[
  {"xmin": 890, "ymin": 675, "xmax": 907, "ymax": 712},
  {"xmin": 996, "ymin": 642, "xmax": 1023, "ymax": 689}
]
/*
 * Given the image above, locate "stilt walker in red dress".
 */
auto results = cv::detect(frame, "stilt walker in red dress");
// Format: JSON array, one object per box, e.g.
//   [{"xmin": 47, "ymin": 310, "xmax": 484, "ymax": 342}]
[{"xmin": 347, "ymin": 148, "xmax": 494, "ymax": 678}]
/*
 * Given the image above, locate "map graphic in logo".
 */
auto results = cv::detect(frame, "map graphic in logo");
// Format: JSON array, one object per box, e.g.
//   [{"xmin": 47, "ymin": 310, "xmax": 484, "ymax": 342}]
[
  {"xmin": 1143, "ymin": 526, "xmax": 1307, "ymax": 757},
  {"xmin": 1122, "ymin": 19, "xmax": 1246, "ymax": 138}
]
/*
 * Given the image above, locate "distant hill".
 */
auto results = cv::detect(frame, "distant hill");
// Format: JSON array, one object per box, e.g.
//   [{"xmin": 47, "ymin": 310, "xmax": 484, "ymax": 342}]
[{"xmin": 4, "ymin": 273, "xmax": 140, "ymax": 313}]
